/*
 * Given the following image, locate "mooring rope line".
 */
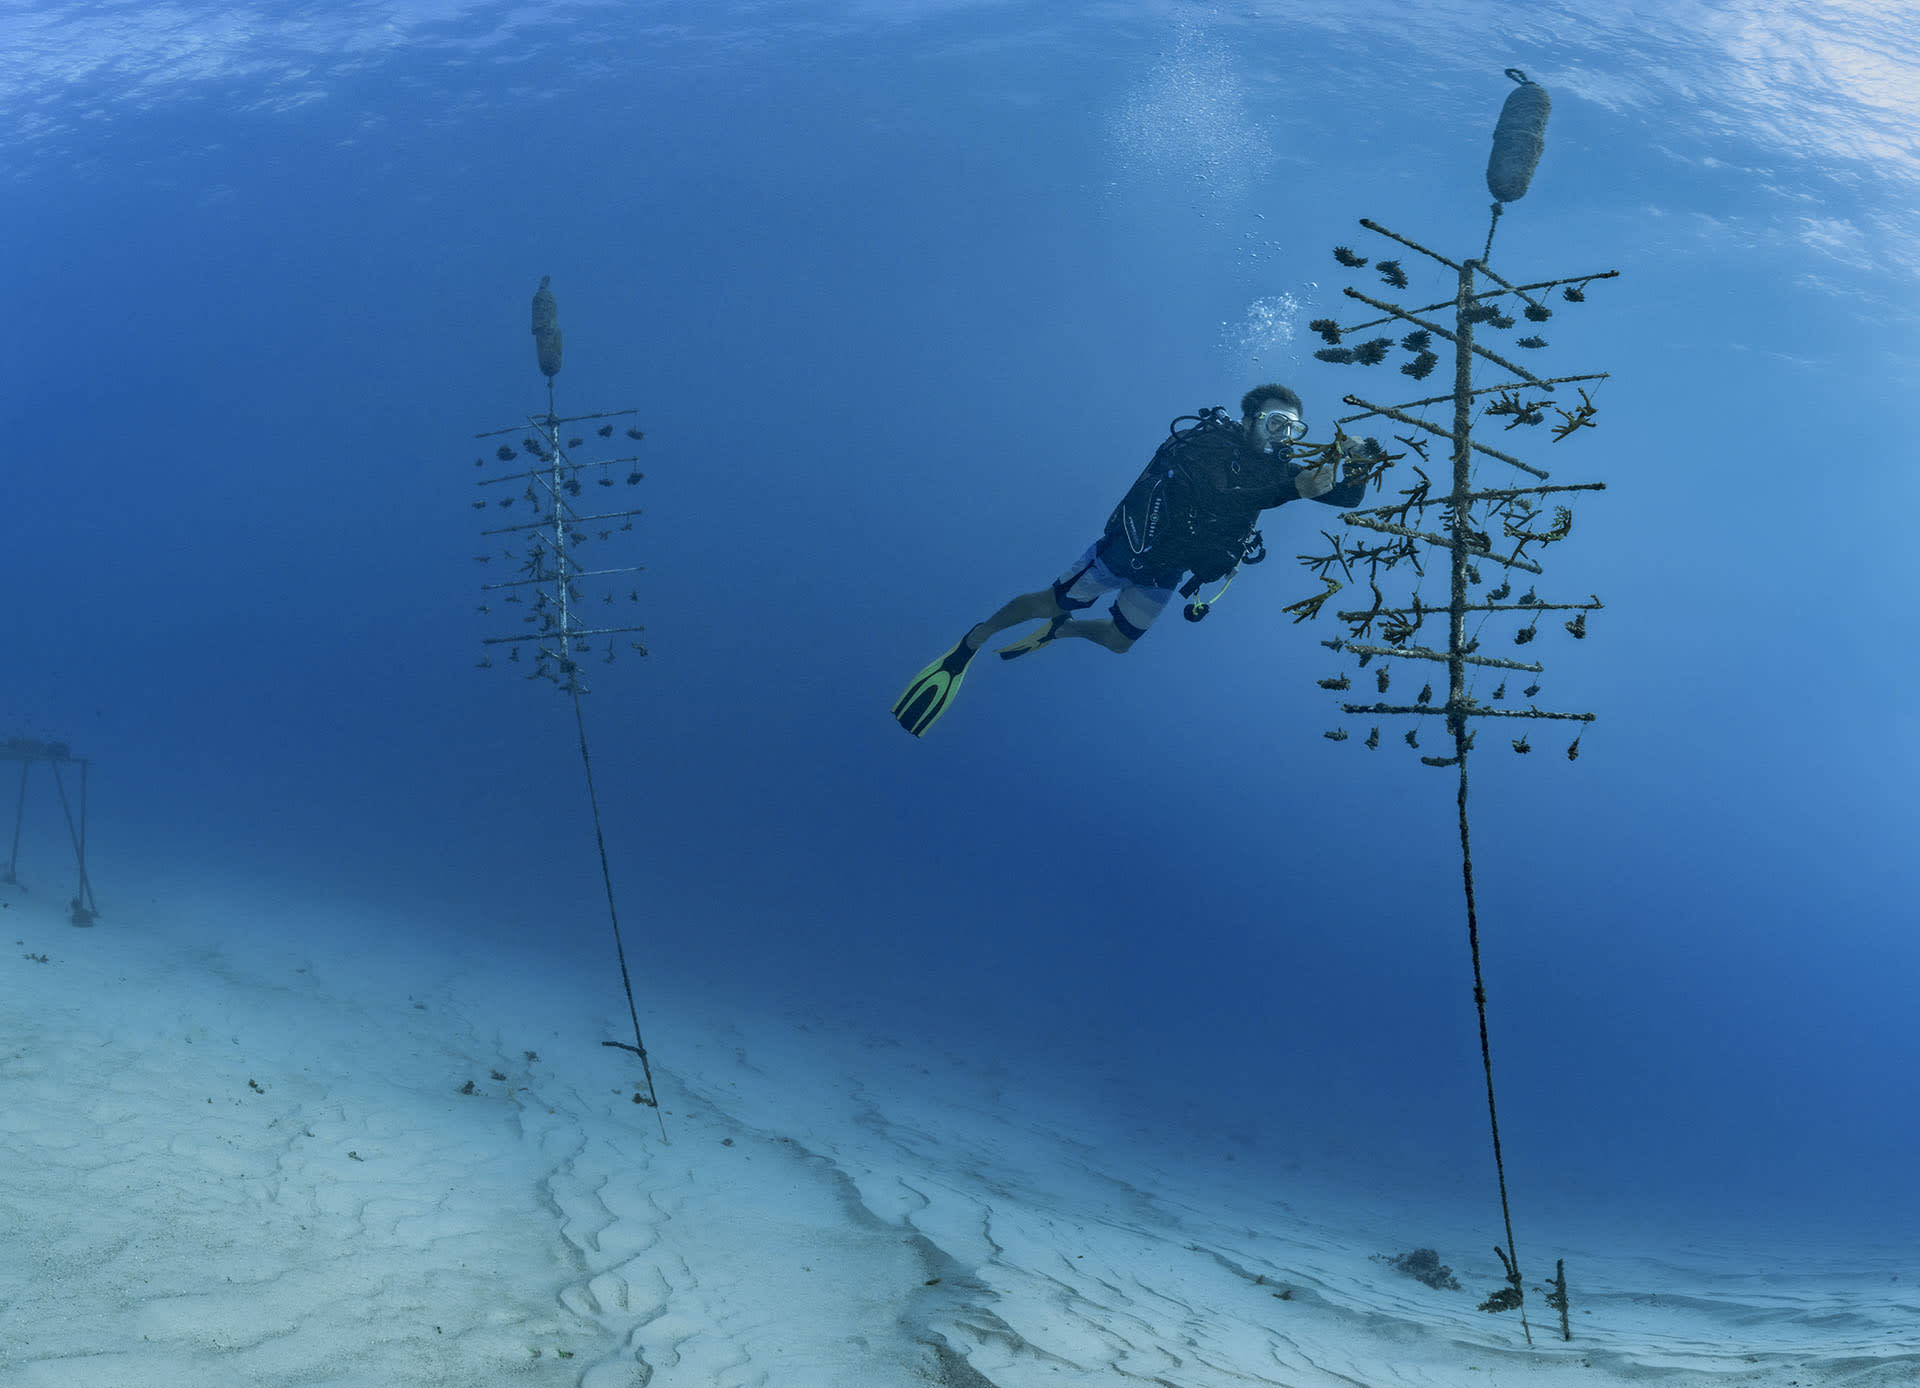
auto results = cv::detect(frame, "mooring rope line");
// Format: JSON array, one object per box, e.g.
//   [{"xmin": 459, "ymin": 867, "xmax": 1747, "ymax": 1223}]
[
  {"xmin": 571, "ymin": 684, "xmax": 668, "ymax": 1142},
  {"xmin": 1456, "ymin": 758, "xmax": 1530, "ymax": 1345}
]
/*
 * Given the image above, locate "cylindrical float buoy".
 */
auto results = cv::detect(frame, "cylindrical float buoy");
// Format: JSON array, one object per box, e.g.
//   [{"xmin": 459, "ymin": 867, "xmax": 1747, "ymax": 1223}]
[
  {"xmin": 1486, "ymin": 69, "xmax": 1550, "ymax": 204},
  {"xmin": 532, "ymin": 275, "xmax": 563, "ymax": 379}
]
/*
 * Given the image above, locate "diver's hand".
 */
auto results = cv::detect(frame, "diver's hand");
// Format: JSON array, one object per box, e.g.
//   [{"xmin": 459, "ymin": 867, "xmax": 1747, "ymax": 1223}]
[
  {"xmin": 1333, "ymin": 433, "xmax": 1381, "ymax": 483},
  {"xmin": 1295, "ymin": 458, "xmax": 1338, "ymax": 499}
]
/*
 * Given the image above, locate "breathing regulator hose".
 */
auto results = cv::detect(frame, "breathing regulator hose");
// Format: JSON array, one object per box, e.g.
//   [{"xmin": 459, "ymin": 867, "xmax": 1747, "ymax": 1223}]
[{"xmin": 1182, "ymin": 530, "xmax": 1266, "ymax": 622}]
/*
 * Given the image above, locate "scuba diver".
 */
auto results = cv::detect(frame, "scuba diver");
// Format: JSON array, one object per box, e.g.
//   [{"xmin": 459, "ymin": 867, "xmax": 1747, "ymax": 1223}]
[{"xmin": 892, "ymin": 383, "xmax": 1381, "ymax": 736}]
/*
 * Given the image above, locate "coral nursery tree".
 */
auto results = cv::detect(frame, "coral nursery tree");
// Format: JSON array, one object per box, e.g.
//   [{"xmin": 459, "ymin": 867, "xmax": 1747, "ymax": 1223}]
[{"xmin": 1283, "ymin": 71, "xmax": 1612, "ymax": 1345}]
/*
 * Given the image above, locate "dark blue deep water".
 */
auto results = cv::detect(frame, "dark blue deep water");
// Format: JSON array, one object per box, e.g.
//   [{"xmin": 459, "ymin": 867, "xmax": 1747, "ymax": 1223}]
[{"xmin": 6, "ymin": 0, "xmax": 1918, "ymax": 1259}]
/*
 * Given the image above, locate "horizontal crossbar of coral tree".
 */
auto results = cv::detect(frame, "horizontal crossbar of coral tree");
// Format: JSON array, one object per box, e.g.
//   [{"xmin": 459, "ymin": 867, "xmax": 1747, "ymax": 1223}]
[
  {"xmin": 1353, "ymin": 217, "xmax": 1471, "ymax": 272},
  {"xmin": 1340, "ymin": 702, "xmax": 1596, "ymax": 722},
  {"xmin": 1345, "ymin": 374, "xmax": 1609, "ymax": 421},
  {"xmin": 479, "ymin": 515, "xmax": 644, "ymax": 538},
  {"xmin": 475, "ymin": 456, "xmax": 642, "ymax": 487},
  {"xmin": 474, "ymin": 408, "xmax": 641, "ymax": 437},
  {"xmin": 1463, "ymin": 254, "xmax": 1622, "ymax": 312},
  {"xmin": 474, "ymin": 510, "xmax": 646, "ymax": 539},
  {"xmin": 483, "ymin": 624, "xmax": 649, "ymax": 646},
  {"xmin": 1455, "ymin": 481, "xmax": 1607, "ymax": 503},
  {"xmin": 1340, "ymin": 513, "xmax": 1546, "ymax": 574},
  {"xmin": 1351, "ymin": 216, "xmax": 1620, "ymax": 302},
  {"xmin": 1338, "ymin": 643, "xmax": 1545, "ymax": 671},
  {"xmin": 1339, "ymin": 395, "xmax": 1551, "ymax": 480},
  {"xmin": 1353, "ymin": 591, "xmax": 1600, "ymax": 614},
  {"xmin": 1329, "ymin": 291, "xmax": 1611, "ymax": 358},
  {"xmin": 1340, "ymin": 286, "xmax": 1548, "ymax": 389},
  {"xmin": 551, "ymin": 508, "xmax": 648, "ymax": 526},
  {"xmin": 480, "ymin": 566, "xmax": 648, "ymax": 593}
]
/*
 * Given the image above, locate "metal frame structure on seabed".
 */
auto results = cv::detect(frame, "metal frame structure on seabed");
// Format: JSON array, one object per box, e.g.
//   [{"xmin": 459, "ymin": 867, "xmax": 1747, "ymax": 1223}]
[
  {"xmin": 469, "ymin": 399, "xmax": 648, "ymax": 697},
  {"xmin": 1, "ymin": 736, "xmax": 98, "ymax": 926}
]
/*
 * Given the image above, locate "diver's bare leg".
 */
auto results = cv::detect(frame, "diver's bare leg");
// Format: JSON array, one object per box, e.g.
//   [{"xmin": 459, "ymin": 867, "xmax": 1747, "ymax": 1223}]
[
  {"xmin": 964, "ymin": 590, "xmax": 1067, "ymax": 650},
  {"xmin": 1052, "ymin": 618, "xmax": 1135, "ymax": 653}
]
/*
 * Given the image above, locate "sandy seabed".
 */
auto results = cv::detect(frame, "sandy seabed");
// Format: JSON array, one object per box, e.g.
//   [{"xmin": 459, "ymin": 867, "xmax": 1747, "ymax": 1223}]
[{"xmin": 2, "ymin": 881, "xmax": 1913, "ymax": 1388}]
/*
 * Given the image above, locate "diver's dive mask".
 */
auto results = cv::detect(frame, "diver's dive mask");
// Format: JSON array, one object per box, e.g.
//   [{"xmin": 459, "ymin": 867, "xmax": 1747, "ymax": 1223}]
[{"xmin": 1255, "ymin": 408, "xmax": 1307, "ymax": 444}]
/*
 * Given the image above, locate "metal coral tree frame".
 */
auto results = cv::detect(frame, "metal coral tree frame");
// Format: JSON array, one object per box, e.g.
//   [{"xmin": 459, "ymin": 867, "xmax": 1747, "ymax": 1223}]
[
  {"xmin": 1289, "ymin": 71, "xmax": 1612, "ymax": 1343},
  {"xmin": 469, "ymin": 277, "xmax": 666, "ymax": 1137}
]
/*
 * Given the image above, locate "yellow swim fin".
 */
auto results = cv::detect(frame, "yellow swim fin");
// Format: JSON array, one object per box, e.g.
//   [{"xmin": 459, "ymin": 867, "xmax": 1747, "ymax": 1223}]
[{"xmin": 891, "ymin": 632, "xmax": 978, "ymax": 737}]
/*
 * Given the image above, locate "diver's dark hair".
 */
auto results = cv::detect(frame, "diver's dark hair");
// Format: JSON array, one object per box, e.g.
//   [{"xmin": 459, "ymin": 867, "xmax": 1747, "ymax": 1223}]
[{"xmin": 1240, "ymin": 383, "xmax": 1303, "ymax": 419}]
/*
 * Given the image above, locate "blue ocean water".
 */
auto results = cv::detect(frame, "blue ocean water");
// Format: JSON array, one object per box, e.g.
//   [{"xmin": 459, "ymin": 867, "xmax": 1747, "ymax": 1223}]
[{"xmin": 4, "ymin": 0, "xmax": 1917, "ymax": 1277}]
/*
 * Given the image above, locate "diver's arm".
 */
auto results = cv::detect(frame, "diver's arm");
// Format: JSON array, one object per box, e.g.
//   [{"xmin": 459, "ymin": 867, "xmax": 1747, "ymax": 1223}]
[
  {"xmin": 1313, "ymin": 470, "xmax": 1370, "ymax": 508},
  {"xmin": 1255, "ymin": 445, "xmax": 1361, "ymax": 506}
]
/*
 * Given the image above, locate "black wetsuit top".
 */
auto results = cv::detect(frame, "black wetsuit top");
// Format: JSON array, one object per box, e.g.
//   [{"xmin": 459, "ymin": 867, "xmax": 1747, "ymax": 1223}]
[{"xmin": 1098, "ymin": 414, "xmax": 1370, "ymax": 590}]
